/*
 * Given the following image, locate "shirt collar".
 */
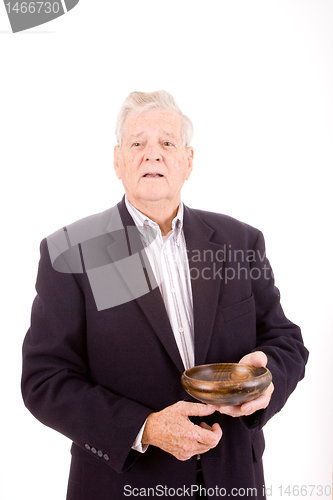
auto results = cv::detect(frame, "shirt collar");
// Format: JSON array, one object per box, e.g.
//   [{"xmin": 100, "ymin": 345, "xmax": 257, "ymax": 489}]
[{"xmin": 125, "ymin": 196, "xmax": 183, "ymax": 245}]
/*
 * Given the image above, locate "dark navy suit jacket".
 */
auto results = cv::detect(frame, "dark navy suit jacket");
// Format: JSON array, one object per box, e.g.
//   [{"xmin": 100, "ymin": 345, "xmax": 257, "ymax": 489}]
[{"xmin": 22, "ymin": 197, "xmax": 308, "ymax": 499}]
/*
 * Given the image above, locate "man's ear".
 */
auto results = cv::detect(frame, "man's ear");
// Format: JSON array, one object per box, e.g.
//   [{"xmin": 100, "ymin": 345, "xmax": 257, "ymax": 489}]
[
  {"xmin": 186, "ymin": 146, "xmax": 194, "ymax": 180},
  {"xmin": 114, "ymin": 145, "xmax": 121, "ymax": 179}
]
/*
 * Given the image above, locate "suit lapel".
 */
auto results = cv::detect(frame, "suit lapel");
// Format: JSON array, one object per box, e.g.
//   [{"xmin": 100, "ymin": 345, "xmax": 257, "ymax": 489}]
[
  {"xmin": 135, "ymin": 289, "xmax": 185, "ymax": 373},
  {"xmin": 183, "ymin": 206, "xmax": 224, "ymax": 366}
]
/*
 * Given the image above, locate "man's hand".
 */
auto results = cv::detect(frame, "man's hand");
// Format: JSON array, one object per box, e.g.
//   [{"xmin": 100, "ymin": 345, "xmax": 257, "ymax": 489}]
[
  {"xmin": 208, "ymin": 351, "xmax": 274, "ymax": 418},
  {"xmin": 141, "ymin": 401, "xmax": 222, "ymax": 461}
]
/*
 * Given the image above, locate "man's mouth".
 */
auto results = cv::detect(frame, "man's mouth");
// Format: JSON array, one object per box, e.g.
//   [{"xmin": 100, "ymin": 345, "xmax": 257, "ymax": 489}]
[{"xmin": 143, "ymin": 173, "xmax": 164, "ymax": 178}]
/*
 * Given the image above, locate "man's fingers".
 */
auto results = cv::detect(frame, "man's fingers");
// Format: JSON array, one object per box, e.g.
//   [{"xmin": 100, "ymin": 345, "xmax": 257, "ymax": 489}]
[
  {"xmin": 142, "ymin": 401, "xmax": 223, "ymax": 460},
  {"xmin": 199, "ymin": 421, "xmax": 223, "ymax": 439},
  {"xmin": 239, "ymin": 350, "xmax": 268, "ymax": 367},
  {"xmin": 173, "ymin": 422, "xmax": 222, "ymax": 461},
  {"xmin": 199, "ymin": 421, "xmax": 212, "ymax": 431},
  {"xmin": 190, "ymin": 420, "xmax": 222, "ymax": 448},
  {"xmin": 211, "ymin": 422, "xmax": 223, "ymax": 435},
  {"xmin": 241, "ymin": 382, "xmax": 274, "ymax": 414},
  {"xmin": 209, "ymin": 351, "xmax": 271, "ymax": 418},
  {"xmin": 210, "ymin": 422, "xmax": 223, "ymax": 442},
  {"xmin": 213, "ymin": 382, "xmax": 274, "ymax": 417},
  {"xmin": 178, "ymin": 401, "xmax": 217, "ymax": 417}
]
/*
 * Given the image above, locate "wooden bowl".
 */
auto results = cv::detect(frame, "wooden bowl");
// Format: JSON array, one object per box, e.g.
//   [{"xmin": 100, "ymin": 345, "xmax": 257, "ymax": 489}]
[{"xmin": 181, "ymin": 363, "xmax": 272, "ymax": 406}]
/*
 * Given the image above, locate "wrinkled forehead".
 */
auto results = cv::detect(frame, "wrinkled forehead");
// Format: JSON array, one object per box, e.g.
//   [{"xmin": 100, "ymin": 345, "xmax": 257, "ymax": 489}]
[{"xmin": 123, "ymin": 109, "xmax": 183, "ymax": 140}]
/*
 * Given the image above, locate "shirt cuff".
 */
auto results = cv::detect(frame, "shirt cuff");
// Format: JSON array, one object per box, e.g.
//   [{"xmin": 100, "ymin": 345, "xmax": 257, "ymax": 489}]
[{"xmin": 131, "ymin": 419, "xmax": 149, "ymax": 453}]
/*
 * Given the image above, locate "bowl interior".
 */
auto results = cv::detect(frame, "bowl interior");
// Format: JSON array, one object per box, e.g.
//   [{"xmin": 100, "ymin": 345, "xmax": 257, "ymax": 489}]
[{"xmin": 186, "ymin": 363, "xmax": 267, "ymax": 385}]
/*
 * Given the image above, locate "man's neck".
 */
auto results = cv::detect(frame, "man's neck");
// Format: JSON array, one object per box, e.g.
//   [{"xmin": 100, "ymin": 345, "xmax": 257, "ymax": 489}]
[{"xmin": 126, "ymin": 197, "xmax": 180, "ymax": 236}]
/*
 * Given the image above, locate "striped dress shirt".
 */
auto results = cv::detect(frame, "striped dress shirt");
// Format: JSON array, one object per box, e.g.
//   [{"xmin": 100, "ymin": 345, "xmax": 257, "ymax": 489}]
[{"xmin": 125, "ymin": 196, "xmax": 195, "ymax": 370}]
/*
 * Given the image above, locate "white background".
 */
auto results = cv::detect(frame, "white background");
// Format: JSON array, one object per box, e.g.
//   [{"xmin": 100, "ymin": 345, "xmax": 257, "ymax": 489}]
[{"xmin": 0, "ymin": 1, "xmax": 332, "ymax": 499}]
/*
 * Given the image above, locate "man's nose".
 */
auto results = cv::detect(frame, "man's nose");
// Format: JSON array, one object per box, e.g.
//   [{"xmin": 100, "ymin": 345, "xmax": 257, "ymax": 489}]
[{"xmin": 143, "ymin": 147, "xmax": 162, "ymax": 162}]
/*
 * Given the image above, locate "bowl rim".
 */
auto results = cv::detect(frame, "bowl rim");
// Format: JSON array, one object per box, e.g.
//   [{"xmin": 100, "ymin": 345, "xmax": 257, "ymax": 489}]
[{"xmin": 182, "ymin": 362, "xmax": 271, "ymax": 388}]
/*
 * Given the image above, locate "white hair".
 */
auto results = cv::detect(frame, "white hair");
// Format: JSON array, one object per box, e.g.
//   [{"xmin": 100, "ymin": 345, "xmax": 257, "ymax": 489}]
[{"xmin": 115, "ymin": 90, "xmax": 194, "ymax": 146}]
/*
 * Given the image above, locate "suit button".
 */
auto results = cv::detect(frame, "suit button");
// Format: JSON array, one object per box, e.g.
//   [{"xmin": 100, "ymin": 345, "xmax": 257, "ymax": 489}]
[
  {"xmin": 103, "ymin": 454, "xmax": 110, "ymax": 461},
  {"xmin": 91, "ymin": 447, "xmax": 97, "ymax": 454},
  {"xmin": 97, "ymin": 450, "xmax": 103, "ymax": 457},
  {"xmin": 84, "ymin": 444, "xmax": 91, "ymax": 450}
]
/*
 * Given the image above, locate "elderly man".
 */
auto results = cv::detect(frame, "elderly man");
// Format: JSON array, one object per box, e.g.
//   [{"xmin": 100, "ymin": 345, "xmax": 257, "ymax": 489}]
[{"xmin": 22, "ymin": 91, "xmax": 308, "ymax": 500}]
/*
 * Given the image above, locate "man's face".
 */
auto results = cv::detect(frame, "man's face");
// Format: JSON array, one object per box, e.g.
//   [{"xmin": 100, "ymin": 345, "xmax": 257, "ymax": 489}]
[{"xmin": 114, "ymin": 109, "xmax": 193, "ymax": 210}]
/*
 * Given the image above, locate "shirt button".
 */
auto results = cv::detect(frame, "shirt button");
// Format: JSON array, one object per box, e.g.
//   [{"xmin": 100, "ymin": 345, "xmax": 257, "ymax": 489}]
[
  {"xmin": 170, "ymin": 288, "xmax": 176, "ymax": 293},
  {"xmin": 84, "ymin": 444, "xmax": 91, "ymax": 450},
  {"xmin": 178, "ymin": 327, "xmax": 184, "ymax": 333},
  {"xmin": 97, "ymin": 450, "xmax": 103, "ymax": 457},
  {"xmin": 91, "ymin": 447, "xmax": 97, "ymax": 454},
  {"xmin": 103, "ymin": 454, "xmax": 110, "ymax": 461}
]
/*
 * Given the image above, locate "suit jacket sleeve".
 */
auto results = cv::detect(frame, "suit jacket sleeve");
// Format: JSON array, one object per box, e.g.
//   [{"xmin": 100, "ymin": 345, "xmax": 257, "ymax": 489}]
[
  {"xmin": 241, "ymin": 230, "xmax": 308, "ymax": 430},
  {"xmin": 21, "ymin": 238, "xmax": 152, "ymax": 473}
]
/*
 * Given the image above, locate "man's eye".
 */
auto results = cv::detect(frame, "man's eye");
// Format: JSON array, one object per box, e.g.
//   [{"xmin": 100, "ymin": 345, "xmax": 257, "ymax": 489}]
[
  {"xmin": 163, "ymin": 142, "xmax": 173, "ymax": 147},
  {"xmin": 132, "ymin": 142, "xmax": 141, "ymax": 147}
]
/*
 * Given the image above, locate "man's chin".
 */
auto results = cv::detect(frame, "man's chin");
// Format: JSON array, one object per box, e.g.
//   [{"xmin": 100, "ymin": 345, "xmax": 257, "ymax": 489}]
[
  {"xmin": 129, "ymin": 194, "xmax": 177, "ymax": 210},
  {"xmin": 136, "ymin": 189, "xmax": 169, "ymax": 204}
]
